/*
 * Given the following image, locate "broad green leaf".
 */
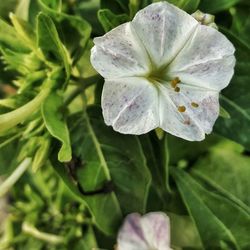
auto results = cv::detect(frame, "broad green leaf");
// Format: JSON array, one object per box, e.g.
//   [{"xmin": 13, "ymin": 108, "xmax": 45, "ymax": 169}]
[
  {"xmin": 98, "ymin": 9, "xmax": 129, "ymax": 33},
  {"xmin": 214, "ymin": 28, "xmax": 250, "ymax": 149},
  {"xmin": 167, "ymin": 134, "xmax": 220, "ymax": 165},
  {"xmin": 199, "ymin": 0, "xmax": 241, "ymax": 13},
  {"xmin": 191, "ymin": 140, "xmax": 250, "ymax": 207},
  {"xmin": 190, "ymin": 172, "xmax": 250, "ymax": 249},
  {"xmin": 171, "ymin": 167, "xmax": 239, "ymax": 249},
  {"xmin": 37, "ymin": 13, "xmax": 71, "ymax": 79},
  {"xmin": 169, "ymin": 212, "xmax": 202, "ymax": 248},
  {"xmin": 42, "ymin": 92, "xmax": 72, "ymax": 162},
  {"xmin": 52, "ymin": 106, "xmax": 151, "ymax": 235}
]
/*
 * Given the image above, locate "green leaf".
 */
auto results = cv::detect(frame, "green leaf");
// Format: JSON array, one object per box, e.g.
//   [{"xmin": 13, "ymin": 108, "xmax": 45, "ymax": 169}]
[
  {"xmin": 98, "ymin": 9, "xmax": 129, "ymax": 32},
  {"xmin": 0, "ymin": 0, "xmax": 18, "ymax": 20},
  {"xmin": 190, "ymin": 171, "xmax": 250, "ymax": 249},
  {"xmin": 15, "ymin": 0, "xmax": 31, "ymax": 20},
  {"xmin": 166, "ymin": 0, "xmax": 200, "ymax": 13},
  {"xmin": 191, "ymin": 140, "xmax": 250, "ymax": 207},
  {"xmin": 38, "ymin": 0, "xmax": 91, "ymax": 63},
  {"xmin": 100, "ymin": 0, "xmax": 129, "ymax": 14},
  {"xmin": 139, "ymin": 133, "xmax": 169, "ymax": 200},
  {"xmin": 0, "ymin": 18, "xmax": 28, "ymax": 52},
  {"xmin": 169, "ymin": 212, "xmax": 202, "ymax": 248},
  {"xmin": 71, "ymin": 226, "xmax": 98, "ymax": 250},
  {"xmin": 214, "ymin": 28, "xmax": 250, "ymax": 149},
  {"xmin": 39, "ymin": 0, "xmax": 62, "ymax": 12},
  {"xmin": 231, "ymin": 8, "xmax": 250, "ymax": 45},
  {"xmin": 0, "ymin": 135, "xmax": 20, "ymax": 175},
  {"xmin": 0, "ymin": 87, "xmax": 50, "ymax": 134},
  {"xmin": 9, "ymin": 13, "xmax": 37, "ymax": 51},
  {"xmin": 42, "ymin": 92, "xmax": 72, "ymax": 162},
  {"xmin": 171, "ymin": 167, "xmax": 240, "ymax": 249},
  {"xmin": 199, "ymin": 0, "xmax": 241, "ymax": 13},
  {"xmin": 73, "ymin": 0, "xmax": 103, "ymax": 35},
  {"xmin": 0, "ymin": 49, "xmax": 41, "ymax": 75},
  {"xmin": 219, "ymin": 105, "xmax": 231, "ymax": 119},
  {"xmin": 52, "ymin": 106, "xmax": 151, "ymax": 235},
  {"xmin": 167, "ymin": 133, "xmax": 220, "ymax": 166},
  {"xmin": 36, "ymin": 12, "xmax": 71, "ymax": 79},
  {"xmin": 32, "ymin": 137, "xmax": 51, "ymax": 172}
]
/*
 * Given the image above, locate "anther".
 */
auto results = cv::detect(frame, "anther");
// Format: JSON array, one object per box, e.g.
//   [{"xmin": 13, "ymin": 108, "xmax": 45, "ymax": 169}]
[
  {"xmin": 174, "ymin": 86, "xmax": 180, "ymax": 92},
  {"xmin": 178, "ymin": 106, "xmax": 186, "ymax": 112},
  {"xmin": 171, "ymin": 77, "xmax": 180, "ymax": 88},
  {"xmin": 191, "ymin": 102, "xmax": 199, "ymax": 108}
]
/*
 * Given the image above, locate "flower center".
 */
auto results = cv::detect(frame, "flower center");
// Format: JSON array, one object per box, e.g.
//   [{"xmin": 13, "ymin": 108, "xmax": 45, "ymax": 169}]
[
  {"xmin": 146, "ymin": 67, "xmax": 168, "ymax": 84},
  {"xmin": 146, "ymin": 69, "xmax": 200, "ymax": 115}
]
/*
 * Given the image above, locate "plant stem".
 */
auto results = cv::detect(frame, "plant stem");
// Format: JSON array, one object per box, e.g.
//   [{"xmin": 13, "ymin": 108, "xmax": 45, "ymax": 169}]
[
  {"xmin": 64, "ymin": 75, "xmax": 101, "ymax": 106},
  {"xmin": 0, "ymin": 158, "xmax": 31, "ymax": 197},
  {"xmin": 22, "ymin": 222, "xmax": 65, "ymax": 245},
  {"xmin": 0, "ymin": 88, "xmax": 50, "ymax": 134},
  {"xmin": 0, "ymin": 133, "xmax": 22, "ymax": 149}
]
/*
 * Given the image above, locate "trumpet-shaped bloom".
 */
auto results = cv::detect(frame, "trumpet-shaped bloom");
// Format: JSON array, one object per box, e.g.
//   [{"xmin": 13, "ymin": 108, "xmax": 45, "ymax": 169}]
[
  {"xmin": 91, "ymin": 2, "xmax": 235, "ymax": 141},
  {"xmin": 117, "ymin": 212, "xmax": 171, "ymax": 250}
]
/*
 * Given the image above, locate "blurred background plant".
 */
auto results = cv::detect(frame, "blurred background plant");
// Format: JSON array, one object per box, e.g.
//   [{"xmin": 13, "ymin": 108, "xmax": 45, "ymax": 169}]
[{"xmin": 0, "ymin": 0, "xmax": 249, "ymax": 249}]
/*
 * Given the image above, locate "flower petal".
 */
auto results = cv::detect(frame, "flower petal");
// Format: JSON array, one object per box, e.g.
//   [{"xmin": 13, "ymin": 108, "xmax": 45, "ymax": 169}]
[
  {"xmin": 102, "ymin": 77, "xmax": 159, "ymax": 134},
  {"xmin": 132, "ymin": 2, "xmax": 198, "ymax": 68},
  {"xmin": 158, "ymin": 84, "xmax": 219, "ymax": 141},
  {"xmin": 167, "ymin": 25, "xmax": 236, "ymax": 90},
  {"xmin": 140, "ymin": 212, "xmax": 171, "ymax": 250},
  {"xmin": 117, "ymin": 212, "xmax": 171, "ymax": 250},
  {"xmin": 117, "ymin": 214, "xmax": 149, "ymax": 250},
  {"xmin": 91, "ymin": 22, "xmax": 151, "ymax": 78}
]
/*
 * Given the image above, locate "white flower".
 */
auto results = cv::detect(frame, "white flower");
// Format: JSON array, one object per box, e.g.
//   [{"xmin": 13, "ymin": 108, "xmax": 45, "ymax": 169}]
[
  {"xmin": 117, "ymin": 212, "xmax": 171, "ymax": 250},
  {"xmin": 90, "ymin": 1, "xmax": 235, "ymax": 141}
]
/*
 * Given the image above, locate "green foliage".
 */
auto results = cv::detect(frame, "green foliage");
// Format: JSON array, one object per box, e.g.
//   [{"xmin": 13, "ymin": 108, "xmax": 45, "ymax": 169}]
[
  {"xmin": 166, "ymin": 0, "xmax": 200, "ymax": 13},
  {"xmin": 42, "ymin": 92, "xmax": 72, "ymax": 162},
  {"xmin": 37, "ymin": 13, "xmax": 71, "ymax": 79},
  {"xmin": 53, "ymin": 106, "xmax": 151, "ymax": 235},
  {"xmin": 199, "ymin": 0, "xmax": 241, "ymax": 13},
  {"xmin": 171, "ymin": 167, "xmax": 240, "ymax": 249},
  {"xmin": 98, "ymin": 9, "xmax": 129, "ymax": 32},
  {"xmin": 215, "ymin": 28, "xmax": 250, "ymax": 149}
]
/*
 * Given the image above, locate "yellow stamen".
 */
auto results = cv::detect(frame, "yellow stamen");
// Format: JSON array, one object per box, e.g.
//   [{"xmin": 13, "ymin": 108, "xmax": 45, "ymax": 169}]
[
  {"xmin": 191, "ymin": 102, "xmax": 199, "ymax": 108},
  {"xmin": 178, "ymin": 106, "xmax": 186, "ymax": 112},
  {"xmin": 174, "ymin": 86, "xmax": 180, "ymax": 92},
  {"xmin": 171, "ymin": 77, "xmax": 180, "ymax": 88}
]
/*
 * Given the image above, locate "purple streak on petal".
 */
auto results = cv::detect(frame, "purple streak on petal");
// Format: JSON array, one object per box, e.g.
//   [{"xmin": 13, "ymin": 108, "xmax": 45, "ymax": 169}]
[{"xmin": 125, "ymin": 214, "xmax": 146, "ymax": 242}]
